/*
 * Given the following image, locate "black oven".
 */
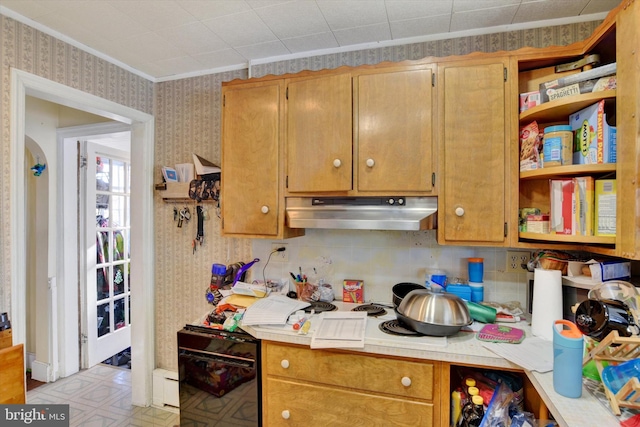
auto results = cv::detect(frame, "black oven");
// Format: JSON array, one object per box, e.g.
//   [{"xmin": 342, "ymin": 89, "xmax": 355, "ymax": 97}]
[{"xmin": 178, "ymin": 324, "xmax": 261, "ymax": 426}]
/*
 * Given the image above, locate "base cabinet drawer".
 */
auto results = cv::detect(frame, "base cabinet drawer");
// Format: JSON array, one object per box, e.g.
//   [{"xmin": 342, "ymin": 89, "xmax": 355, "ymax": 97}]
[
  {"xmin": 263, "ymin": 341, "xmax": 434, "ymax": 400},
  {"xmin": 264, "ymin": 377, "xmax": 433, "ymax": 427}
]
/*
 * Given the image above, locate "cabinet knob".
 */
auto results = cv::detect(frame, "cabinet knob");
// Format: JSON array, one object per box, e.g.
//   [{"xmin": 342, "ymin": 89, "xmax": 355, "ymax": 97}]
[
  {"xmin": 261, "ymin": 205, "xmax": 269, "ymax": 214},
  {"xmin": 281, "ymin": 410, "xmax": 291, "ymax": 420},
  {"xmin": 333, "ymin": 159, "xmax": 342, "ymax": 168},
  {"xmin": 366, "ymin": 158, "xmax": 375, "ymax": 168},
  {"xmin": 401, "ymin": 376, "xmax": 412, "ymax": 387},
  {"xmin": 280, "ymin": 359, "xmax": 290, "ymax": 369},
  {"xmin": 455, "ymin": 207, "xmax": 465, "ymax": 217}
]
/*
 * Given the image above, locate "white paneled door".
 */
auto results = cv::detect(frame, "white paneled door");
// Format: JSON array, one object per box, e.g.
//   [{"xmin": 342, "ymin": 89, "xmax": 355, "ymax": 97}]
[{"xmin": 83, "ymin": 141, "xmax": 131, "ymax": 367}]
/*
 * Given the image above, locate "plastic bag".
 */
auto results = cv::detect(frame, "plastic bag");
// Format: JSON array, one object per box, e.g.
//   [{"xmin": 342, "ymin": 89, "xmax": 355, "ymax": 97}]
[
  {"xmin": 510, "ymin": 413, "xmax": 538, "ymax": 427},
  {"xmin": 479, "ymin": 382, "xmax": 514, "ymax": 427}
]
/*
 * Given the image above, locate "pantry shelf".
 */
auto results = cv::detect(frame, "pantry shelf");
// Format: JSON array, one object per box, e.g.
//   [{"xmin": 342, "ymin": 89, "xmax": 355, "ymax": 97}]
[
  {"xmin": 519, "ymin": 232, "xmax": 615, "ymax": 245},
  {"xmin": 520, "ymin": 164, "xmax": 616, "ymax": 180},
  {"xmin": 519, "ymin": 90, "xmax": 616, "ymax": 123}
]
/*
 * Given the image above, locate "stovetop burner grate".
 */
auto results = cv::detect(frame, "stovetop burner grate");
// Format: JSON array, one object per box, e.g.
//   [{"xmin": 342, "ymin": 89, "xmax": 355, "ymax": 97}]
[
  {"xmin": 304, "ymin": 301, "xmax": 338, "ymax": 313},
  {"xmin": 379, "ymin": 319, "xmax": 422, "ymax": 336},
  {"xmin": 352, "ymin": 303, "xmax": 387, "ymax": 317}
]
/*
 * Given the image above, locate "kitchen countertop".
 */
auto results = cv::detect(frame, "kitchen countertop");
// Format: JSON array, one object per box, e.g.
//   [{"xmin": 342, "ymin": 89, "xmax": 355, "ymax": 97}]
[{"xmin": 241, "ymin": 301, "xmax": 621, "ymax": 427}]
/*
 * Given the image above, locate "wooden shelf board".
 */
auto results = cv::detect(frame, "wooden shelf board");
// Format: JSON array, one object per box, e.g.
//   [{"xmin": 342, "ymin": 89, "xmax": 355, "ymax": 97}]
[
  {"xmin": 519, "ymin": 232, "xmax": 615, "ymax": 245},
  {"xmin": 519, "ymin": 90, "xmax": 616, "ymax": 123},
  {"xmin": 520, "ymin": 163, "xmax": 616, "ymax": 180}
]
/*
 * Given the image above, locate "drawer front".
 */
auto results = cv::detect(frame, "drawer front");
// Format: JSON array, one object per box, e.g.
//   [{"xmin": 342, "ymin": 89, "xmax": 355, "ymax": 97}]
[
  {"xmin": 263, "ymin": 342, "xmax": 434, "ymax": 400},
  {"xmin": 264, "ymin": 378, "xmax": 433, "ymax": 427}
]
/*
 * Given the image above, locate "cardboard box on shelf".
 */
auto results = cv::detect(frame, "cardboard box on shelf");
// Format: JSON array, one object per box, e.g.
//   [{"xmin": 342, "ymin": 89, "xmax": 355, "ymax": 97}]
[
  {"xmin": 540, "ymin": 75, "xmax": 616, "ymax": 103},
  {"xmin": 520, "ymin": 91, "xmax": 541, "ymax": 113},
  {"xmin": 539, "ymin": 62, "xmax": 617, "ymax": 103},
  {"xmin": 595, "ymin": 179, "xmax": 616, "ymax": 237},
  {"xmin": 550, "ymin": 179, "xmax": 575, "ymax": 235},
  {"xmin": 569, "ymin": 100, "xmax": 617, "ymax": 165},
  {"xmin": 565, "ymin": 259, "xmax": 630, "ymax": 284},
  {"xmin": 526, "ymin": 214, "xmax": 550, "ymax": 234},
  {"xmin": 574, "ymin": 176, "xmax": 595, "ymax": 236}
]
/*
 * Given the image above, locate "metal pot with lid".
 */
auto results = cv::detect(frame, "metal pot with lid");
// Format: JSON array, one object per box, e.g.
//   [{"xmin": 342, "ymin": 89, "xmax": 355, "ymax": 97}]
[
  {"xmin": 575, "ymin": 299, "xmax": 640, "ymax": 341},
  {"xmin": 395, "ymin": 289, "xmax": 471, "ymax": 336}
]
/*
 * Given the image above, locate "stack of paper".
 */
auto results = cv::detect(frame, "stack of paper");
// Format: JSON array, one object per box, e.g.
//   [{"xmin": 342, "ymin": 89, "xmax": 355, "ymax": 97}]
[
  {"xmin": 310, "ymin": 311, "xmax": 367, "ymax": 349},
  {"xmin": 241, "ymin": 295, "xmax": 309, "ymax": 326}
]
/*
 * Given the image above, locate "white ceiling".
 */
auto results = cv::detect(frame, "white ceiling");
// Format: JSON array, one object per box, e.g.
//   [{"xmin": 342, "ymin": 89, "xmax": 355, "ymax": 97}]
[{"xmin": 0, "ymin": 0, "xmax": 620, "ymax": 82}]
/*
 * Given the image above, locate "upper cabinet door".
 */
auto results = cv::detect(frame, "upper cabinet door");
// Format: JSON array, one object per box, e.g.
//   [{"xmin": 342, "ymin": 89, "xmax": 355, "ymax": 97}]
[
  {"xmin": 355, "ymin": 67, "xmax": 435, "ymax": 193},
  {"xmin": 286, "ymin": 74, "xmax": 353, "ymax": 193},
  {"xmin": 438, "ymin": 59, "xmax": 510, "ymax": 245},
  {"xmin": 222, "ymin": 81, "xmax": 281, "ymax": 237}
]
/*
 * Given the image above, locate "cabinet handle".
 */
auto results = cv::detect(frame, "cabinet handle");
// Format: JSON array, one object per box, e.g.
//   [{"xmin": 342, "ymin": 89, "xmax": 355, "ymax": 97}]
[
  {"xmin": 401, "ymin": 376, "xmax": 412, "ymax": 387},
  {"xmin": 280, "ymin": 359, "xmax": 290, "ymax": 369},
  {"xmin": 281, "ymin": 410, "xmax": 291, "ymax": 420},
  {"xmin": 455, "ymin": 207, "xmax": 465, "ymax": 217},
  {"xmin": 261, "ymin": 205, "xmax": 269, "ymax": 214},
  {"xmin": 366, "ymin": 158, "xmax": 375, "ymax": 168},
  {"xmin": 333, "ymin": 159, "xmax": 342, "ymax": 168}
]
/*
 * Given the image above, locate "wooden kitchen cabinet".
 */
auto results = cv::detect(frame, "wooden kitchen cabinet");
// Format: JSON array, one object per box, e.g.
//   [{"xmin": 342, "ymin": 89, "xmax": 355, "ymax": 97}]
[
  {"xmin": 286, "ymin": 64, "xmax": 436, "ymax": 196},
  {"xmin": 354, "ymin": 65, "xmax": 436, "ymax": 194},
  {"xmin": 512, "ymin": 1, "xmax": 640, "ymax": 259},
  {"xmin": 286, "ymin": 73, "xmax": 353, "ymax": 193},
  {"xmin": 221, "ymin": 79, "xmax": 303, "ymax": 238},
  {"xmin": 262, "ymin": 341, "xmax": 441, "ymax": 426},
  {"xmin": 437, "ymin": 58, "xmax": 511, "ymax": 246},
  {"xmin": 0, "ymin": 344, "xmax": 25, "ymax": 404}
]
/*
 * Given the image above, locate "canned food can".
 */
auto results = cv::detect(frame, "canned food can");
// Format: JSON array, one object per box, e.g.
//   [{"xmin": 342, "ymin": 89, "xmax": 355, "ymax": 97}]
[{"xmin": 543, "ymin": 125, "xmax": 573, "ymax": 167}]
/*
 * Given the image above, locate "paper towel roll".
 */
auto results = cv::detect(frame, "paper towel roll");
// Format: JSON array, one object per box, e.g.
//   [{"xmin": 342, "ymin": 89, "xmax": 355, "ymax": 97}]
[{"xmin": 531, "ymin": 268, "xmax": 563, "ymax": 341}]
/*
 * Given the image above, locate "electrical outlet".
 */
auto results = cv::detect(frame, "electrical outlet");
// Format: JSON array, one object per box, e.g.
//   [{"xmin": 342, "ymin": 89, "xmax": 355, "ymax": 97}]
[
  {"xmin": 271, "ymin": 243, "xmax": 288, "ymax": 262},
  {"xmin": 506, "ymin": 250, "xmax": 529, "ymax": 273}
]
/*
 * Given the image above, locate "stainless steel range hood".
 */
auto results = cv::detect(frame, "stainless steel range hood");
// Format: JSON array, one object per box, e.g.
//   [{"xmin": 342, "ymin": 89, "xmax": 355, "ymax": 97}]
[{"xmin": 285, "ymin": 197, "xmax": 437, "ymax": 231}]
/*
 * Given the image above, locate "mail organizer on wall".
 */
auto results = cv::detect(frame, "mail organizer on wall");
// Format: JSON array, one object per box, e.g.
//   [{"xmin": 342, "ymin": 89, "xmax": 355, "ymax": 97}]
[{"xmin": 157, "ymin": 174, "xmax": 220, "ymax": 202}]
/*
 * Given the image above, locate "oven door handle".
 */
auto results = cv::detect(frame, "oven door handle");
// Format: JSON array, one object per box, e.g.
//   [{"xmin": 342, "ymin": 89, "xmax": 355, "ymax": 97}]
[{"xmin": 178, "ymin": 347, "xmax": 256, "ymax": 367}]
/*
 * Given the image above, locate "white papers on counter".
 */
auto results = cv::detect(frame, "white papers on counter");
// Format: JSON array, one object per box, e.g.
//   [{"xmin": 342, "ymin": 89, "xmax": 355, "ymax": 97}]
[
  {"xmin": 481, "ymin": 337, "xmax": 553, "ymax": 372},
  {"xmin": 241, "ymin": 295, "xmax": 309, "ymax": 326},
  {"xmin": 310, "ymin": 311, "xmax": 367, "ymax": 349}
]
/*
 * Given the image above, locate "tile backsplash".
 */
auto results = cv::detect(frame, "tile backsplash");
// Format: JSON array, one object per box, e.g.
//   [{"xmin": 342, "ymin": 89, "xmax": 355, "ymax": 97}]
[{"xmin": 252, "ymin": 229, "xmax": 530, "ymax": 308}]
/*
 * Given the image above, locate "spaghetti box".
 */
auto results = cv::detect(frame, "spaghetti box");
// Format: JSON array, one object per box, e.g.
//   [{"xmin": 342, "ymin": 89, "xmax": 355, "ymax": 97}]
[
  {"xmin": 569, "ymin": 100, "xmax": 617, "ymax": 164},
  {"xmin": 343, "ymin": 280, "xmax": 364, "ymax": 303},
  {"xmin": 446, "ymin": 284, "xmax": 472, "ymax": 301}
]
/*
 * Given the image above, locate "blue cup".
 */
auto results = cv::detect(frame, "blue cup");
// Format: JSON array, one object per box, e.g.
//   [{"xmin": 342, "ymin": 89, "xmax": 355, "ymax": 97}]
[{"xmin": 468, "ymin": 258, "xmax": 484, "ymax": 283}]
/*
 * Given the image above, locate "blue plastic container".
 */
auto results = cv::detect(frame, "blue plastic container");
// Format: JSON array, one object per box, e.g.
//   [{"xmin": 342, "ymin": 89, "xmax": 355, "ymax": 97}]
[
  {"xmin": 468, "ymin": 258, "xmax": 484, "ymax": 283},
  {"xmin": 602, "ymin": 359, "xmax": 640, "ymax": 396},
  {"xmin": 446, "ymin": 284, "xmax": 472, "ymax": 301},
  {"xmin": 553, "ymin": 320, "xmax": 584, "ymax": 398},
  {"xmin": 469, "ymin": 283, "xmax": 484, "ymax": 302}
]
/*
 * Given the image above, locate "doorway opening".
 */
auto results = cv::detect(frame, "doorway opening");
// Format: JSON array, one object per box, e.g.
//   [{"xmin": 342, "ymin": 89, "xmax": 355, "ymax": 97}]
[{"xmin": 11, "ymin": 69, "xmax": 156, "ymax": 406}]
